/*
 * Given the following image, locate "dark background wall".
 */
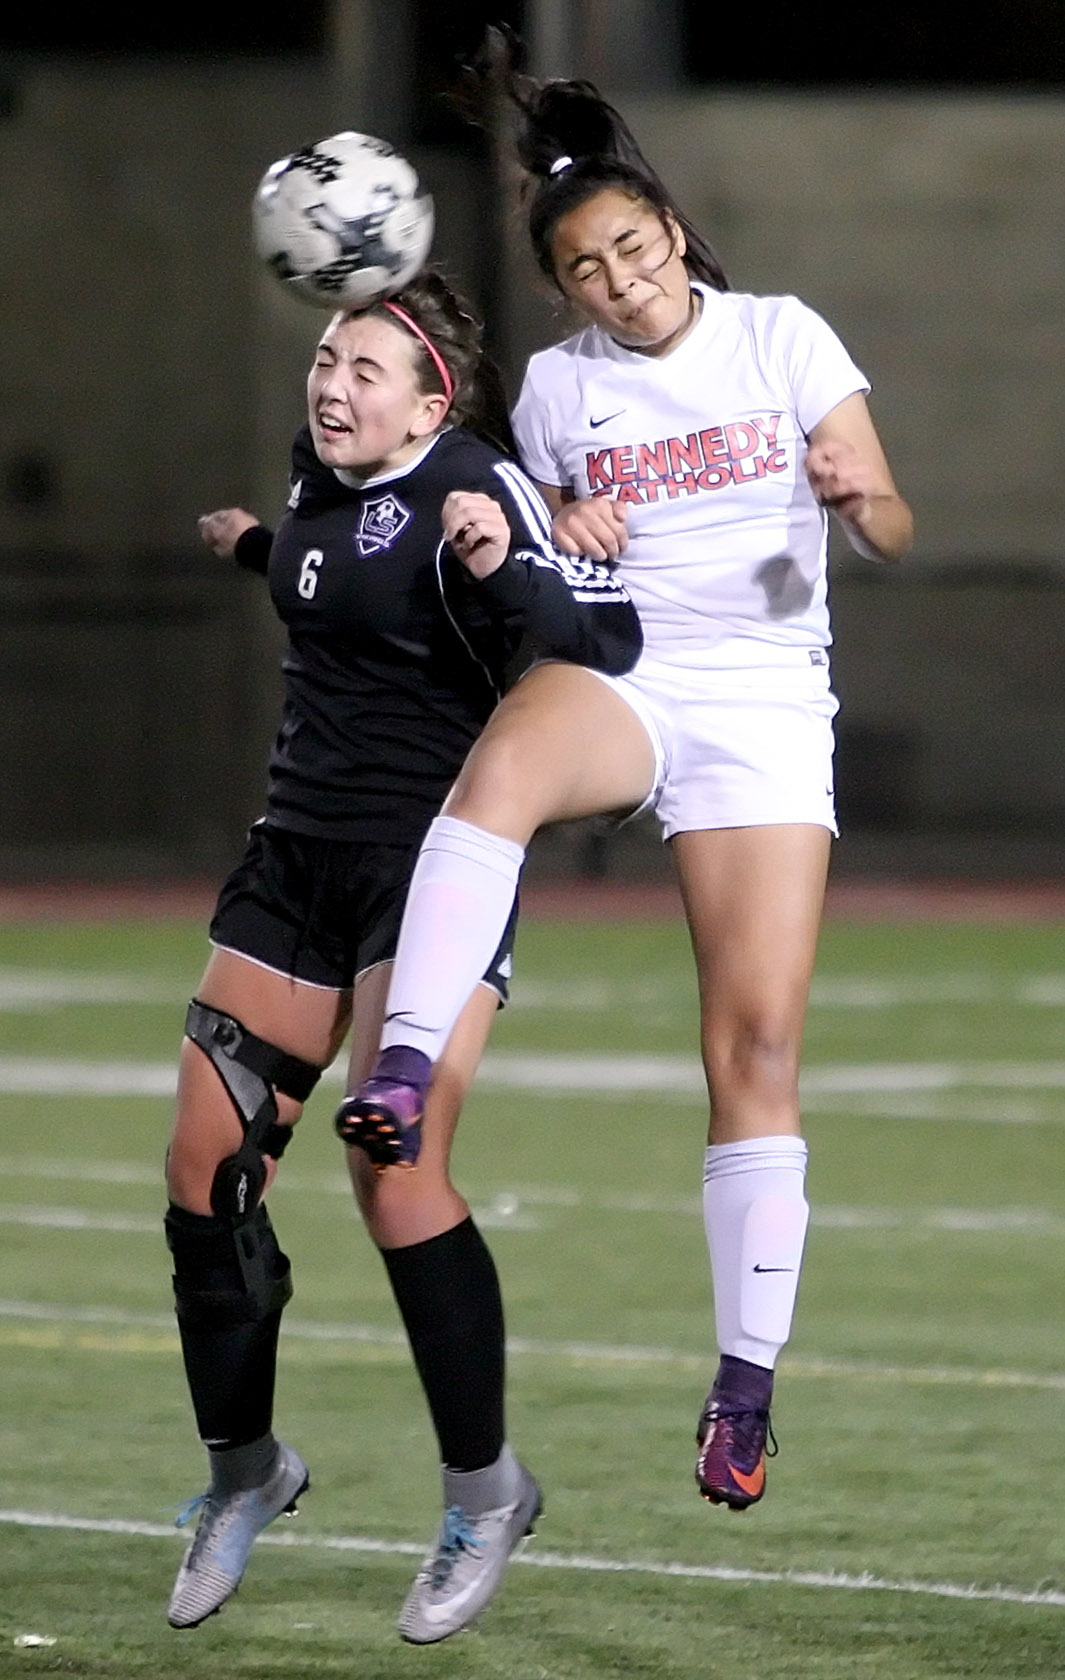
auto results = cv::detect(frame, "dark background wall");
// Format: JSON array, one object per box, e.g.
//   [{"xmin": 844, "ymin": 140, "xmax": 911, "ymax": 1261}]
[{"xmin": 0, "ymin": 3, "xmax": 1062, "ymax": 881}]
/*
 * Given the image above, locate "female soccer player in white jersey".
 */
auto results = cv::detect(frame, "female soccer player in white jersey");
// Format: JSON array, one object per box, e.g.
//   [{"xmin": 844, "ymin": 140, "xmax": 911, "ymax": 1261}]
[
  {"xmin": 342, "ymin": 78, "xmax": 913, "ymax": 1514},
  {"xmin": 162, "ymin": 268, "xmax": 641, "ymax": 1644}
]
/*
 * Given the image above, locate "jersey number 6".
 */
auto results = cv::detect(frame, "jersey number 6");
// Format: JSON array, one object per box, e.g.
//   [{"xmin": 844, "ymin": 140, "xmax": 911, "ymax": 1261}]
[{"xmin": 297, "ymin": 549, "xmax": 325, "ymax": 600}]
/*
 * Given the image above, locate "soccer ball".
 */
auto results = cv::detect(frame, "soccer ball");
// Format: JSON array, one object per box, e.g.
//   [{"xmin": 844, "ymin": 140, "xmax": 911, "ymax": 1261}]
[{"xmin": 252, "ymin": 131, "xmax": 435, "ymax": 310}]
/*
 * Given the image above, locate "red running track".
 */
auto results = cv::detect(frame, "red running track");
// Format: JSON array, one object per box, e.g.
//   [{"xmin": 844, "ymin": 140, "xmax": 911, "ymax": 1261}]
[{"xmin": 0, "ymin": 878, "xmax": 1064, "ymax": 922}]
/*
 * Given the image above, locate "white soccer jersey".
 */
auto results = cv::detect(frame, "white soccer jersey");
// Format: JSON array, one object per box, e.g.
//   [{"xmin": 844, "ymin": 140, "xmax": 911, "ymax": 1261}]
[{"xmin": 512, "ymin": 285, "xmax": 869, "ymax": 677}]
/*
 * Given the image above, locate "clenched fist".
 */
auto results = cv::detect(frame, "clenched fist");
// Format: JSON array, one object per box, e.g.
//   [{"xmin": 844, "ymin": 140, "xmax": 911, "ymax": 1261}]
[
  {"xmin": 442, "ymin": 491, "xmax": 509, "ymax": 580},
  {"xmin": 804, "ymin": 440, "xmax": 880, "ymax": 524},
  {"xmin": 197, "ymin": 507, "xmax": 260, "ymax": 560},
  {"xmin": 552, "ymin": 496, "xmax": 628, "ymax": 561}
]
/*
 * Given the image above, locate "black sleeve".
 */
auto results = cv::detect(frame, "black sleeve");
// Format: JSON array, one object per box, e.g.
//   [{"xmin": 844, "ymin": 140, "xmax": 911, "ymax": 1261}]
[
  {"xmin": 460, "ymin": 459, "xmax": 643, "ymax": 677},
  {"xmin": 233, "ymin": 524, "xmax": 273, "ymax": 575},
  {"xmin": 232, "ymin": 425, "xmax": 343, "ymax": 578}
]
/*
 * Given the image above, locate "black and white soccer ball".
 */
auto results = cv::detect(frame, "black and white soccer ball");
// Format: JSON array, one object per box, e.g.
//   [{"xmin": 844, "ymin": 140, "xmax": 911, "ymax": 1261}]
[{"xmin": 252, "ymin": 131, "xmax": 435, "ymax": 310}]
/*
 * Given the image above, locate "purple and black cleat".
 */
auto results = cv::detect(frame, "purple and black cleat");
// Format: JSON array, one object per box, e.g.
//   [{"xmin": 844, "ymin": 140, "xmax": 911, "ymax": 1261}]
[
  {"xmin": 334, "ymin": 1045, "xmax": 432, "ymax": 1170},
  {"xmin": 695, "ymin": 1356, "xmax": 776, "ymax": 1510}
]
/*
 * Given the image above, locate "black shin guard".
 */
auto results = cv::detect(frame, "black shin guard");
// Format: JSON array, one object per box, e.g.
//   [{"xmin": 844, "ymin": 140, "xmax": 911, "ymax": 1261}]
[
  {"xmin": 165, "ymin": 1202, "xmax": 292, "ymax": 1451},
  {"xmin": 382, "ymin": 1217, "xmax": 506, "ymax": 1472}
]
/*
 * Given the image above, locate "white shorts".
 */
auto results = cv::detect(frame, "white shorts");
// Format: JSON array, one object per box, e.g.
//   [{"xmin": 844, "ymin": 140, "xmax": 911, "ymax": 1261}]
[{"xmin": 588, "ymin": 659, "xmax": 840, "ymax": 841}]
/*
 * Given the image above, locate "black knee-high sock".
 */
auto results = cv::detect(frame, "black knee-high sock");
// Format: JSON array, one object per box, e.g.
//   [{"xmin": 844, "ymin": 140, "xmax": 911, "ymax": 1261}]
[
  {"xmin": 382, "ymin": 1217, "xmax": 506, "ymax": 1472},
  {"xmin": 165, "ymin": 1203, "xmax": 289, "ymax": 1451}
]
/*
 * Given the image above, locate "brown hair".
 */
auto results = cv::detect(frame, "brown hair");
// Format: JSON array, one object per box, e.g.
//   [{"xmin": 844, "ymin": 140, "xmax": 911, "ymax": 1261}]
[{"xmin": 358, "ymin": 269, "xmax": 515, "ymax": 456}]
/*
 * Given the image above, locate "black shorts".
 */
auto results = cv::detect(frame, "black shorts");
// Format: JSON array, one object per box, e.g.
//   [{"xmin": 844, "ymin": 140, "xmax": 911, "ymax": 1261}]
[{"xmin": 209, "ymin": 820, "xmax": 517, "ymax": 999}]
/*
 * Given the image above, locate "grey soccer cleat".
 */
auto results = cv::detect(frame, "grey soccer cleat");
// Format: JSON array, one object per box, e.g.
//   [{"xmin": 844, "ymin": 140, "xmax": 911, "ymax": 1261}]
[
  {"xmin": 398, "ymin": 1464, "xmax": 542, "ymax": 1644},
  {"xmin": 167, "ymin": 1442, "xmax": 309, "ymax": 1628}
]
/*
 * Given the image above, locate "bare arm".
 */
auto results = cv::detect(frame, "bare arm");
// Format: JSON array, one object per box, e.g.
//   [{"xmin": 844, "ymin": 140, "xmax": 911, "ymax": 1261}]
[
  {"xmin": 536, "ymin": 482, "xmax": 567, "ymax": 517},
  {"xmin": 805, "ymin": 392, "xmax": 913, "ymax": 564}
]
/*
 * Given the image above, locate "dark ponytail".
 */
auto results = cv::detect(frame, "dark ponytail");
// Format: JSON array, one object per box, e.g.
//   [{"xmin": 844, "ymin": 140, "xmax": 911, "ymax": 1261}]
[
  {"xmin": 456, "ymin": 31, "xmax": 727, "ymax": 293},
  {"xmin": 512, "ymin": 78, "xmax": 656, "ymax": 180},
  {"xmin": 359, "ymin": 270, "xmax": 516, "ymax": 456},
  {"xmin": 512, "ymin": 77, "xmax": 728, "ymax": 292}
]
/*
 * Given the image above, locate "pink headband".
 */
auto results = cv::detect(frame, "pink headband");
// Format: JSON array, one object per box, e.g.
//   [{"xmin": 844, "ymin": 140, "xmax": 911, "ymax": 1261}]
[{"xmin": 382, "ymin": 300, "xmax": 454, "ymax": 406}]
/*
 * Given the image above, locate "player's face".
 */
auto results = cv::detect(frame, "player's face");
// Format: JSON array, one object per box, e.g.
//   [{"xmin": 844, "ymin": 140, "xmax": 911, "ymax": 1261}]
[
  {"xmin": 550, "ymin": 188, "xmax": 695, "ymax": 356},
  {"xmin": 307, "ymin": 313, "xmax": 447, "ymax": 475}
]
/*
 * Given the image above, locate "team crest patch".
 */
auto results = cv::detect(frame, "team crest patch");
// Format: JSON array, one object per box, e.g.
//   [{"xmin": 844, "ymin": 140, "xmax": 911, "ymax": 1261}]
[{"xmin": 355, "ymin": 493, "xmax": 411, "ymax": 555}]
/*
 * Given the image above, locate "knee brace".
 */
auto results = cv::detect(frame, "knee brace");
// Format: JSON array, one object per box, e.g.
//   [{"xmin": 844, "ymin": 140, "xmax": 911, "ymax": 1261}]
[
  {"xmin": 165, "ymin": 1200, "xmax": 292, "ymax": 1326},
  {"xmin": 184, "ymin": 998, "xmax": 322, "ymax": 1225}
]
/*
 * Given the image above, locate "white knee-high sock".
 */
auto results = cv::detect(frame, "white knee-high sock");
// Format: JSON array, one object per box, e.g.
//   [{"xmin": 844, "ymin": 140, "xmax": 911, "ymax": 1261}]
[
  {"xmin": 702, "ymin": 1136, "xmax": 809, "ymax": 1371},
  {"xmin": 379, "ymin": 816, "xmax": 525, "ymax": 1062}
]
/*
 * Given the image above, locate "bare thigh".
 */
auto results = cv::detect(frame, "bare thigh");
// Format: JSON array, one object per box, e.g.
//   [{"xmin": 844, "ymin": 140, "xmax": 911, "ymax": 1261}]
[
  {"xmin": 166, "ymin": 947, "xmax": 352, "ymax": 1214},
  {"xmin": 671, "ymin": 824, "xmax": 832, "ymax": 1144},
  {"xmin": 444, "ymin": 662, "xmax": 657, "ymax": 842},
  {"xmin": 345, "ymin": 961, "xmax": 501, "ymax": 1249}
]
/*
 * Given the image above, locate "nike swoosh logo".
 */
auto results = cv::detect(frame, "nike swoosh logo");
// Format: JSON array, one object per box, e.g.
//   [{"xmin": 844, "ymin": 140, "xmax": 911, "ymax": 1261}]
[
  {"xmin": 729, "ymin": 1457, "xmax": 766, "ymax": 1499},
  {"xmin": 589, "ymin": 410, "xmax": 625, "ymax": 428},
  {"xmin": 752, "ymin": 1265, "xmax": 794, "ymax": 1274}
]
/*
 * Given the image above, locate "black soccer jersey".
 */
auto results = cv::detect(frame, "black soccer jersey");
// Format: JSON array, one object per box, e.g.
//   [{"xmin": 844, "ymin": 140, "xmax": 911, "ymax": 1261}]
[{"xmin": 237, "ymin": 425, "xmax": 642, "ymax": 844}]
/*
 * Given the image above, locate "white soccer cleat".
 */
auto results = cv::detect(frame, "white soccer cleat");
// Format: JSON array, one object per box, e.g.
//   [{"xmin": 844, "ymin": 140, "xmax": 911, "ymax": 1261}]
[
  {"xmin": 398, "ymin": 1464, "xmax": 542, "ymax": 1644},
  {"xmin": 167, "ymin": 1442, "xmax": 309, "ymax": 1629}
]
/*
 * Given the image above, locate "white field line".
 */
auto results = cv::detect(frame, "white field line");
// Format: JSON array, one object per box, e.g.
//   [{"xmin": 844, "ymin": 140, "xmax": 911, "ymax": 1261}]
[
  {"xmin": 4, "ymin": 1297, "xmax": 1065, "ymax": 1394},
  {"xmin": 5, "ymin": 966, "xmax": 1065, "ymax": 1013},
  {"xmin": 0, "ymin": 972, "xmax": 180, "ymax": 1011},
  {"xmin": 5, "ymin": 1196, "xmax": 1065, "ymax": 1240},
  {"xmin": 0, "ymin": 1205, "xmax": 159, "ymax": 1234},
  {"xmin": 0, "ymin": 1507, "xmax": 1062, "ymax": 1610},
  {"xmin": 2, "ymin": 1157, "xmax": 1065, "ymax": 1238},
  {"xmin": 5, "ymin": 1052, "xmax": 1065, "ymax": 1108}
]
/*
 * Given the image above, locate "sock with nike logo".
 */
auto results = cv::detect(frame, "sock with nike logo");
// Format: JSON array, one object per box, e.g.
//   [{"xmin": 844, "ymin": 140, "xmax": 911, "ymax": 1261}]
[
  {"xmin": 702, "ymin": 1136, "xmax": 809, "ymax": 1370},
  {"xmin": 379, "ymin": 816, "xmax": 525, "ymax": 1061}
]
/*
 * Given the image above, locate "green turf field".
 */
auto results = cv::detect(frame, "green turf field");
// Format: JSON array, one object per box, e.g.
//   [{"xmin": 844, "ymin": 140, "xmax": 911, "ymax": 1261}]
[{"xmin": 2, "ymin": 907, "xmax": 1065, "ymax": 1678}]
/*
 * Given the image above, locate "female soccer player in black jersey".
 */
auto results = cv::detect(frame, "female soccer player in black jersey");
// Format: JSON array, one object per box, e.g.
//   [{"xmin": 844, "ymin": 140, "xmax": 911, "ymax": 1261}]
[{"xmin": 162, "ymin": 269, "xmax": 640, "ymax": 1642}]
